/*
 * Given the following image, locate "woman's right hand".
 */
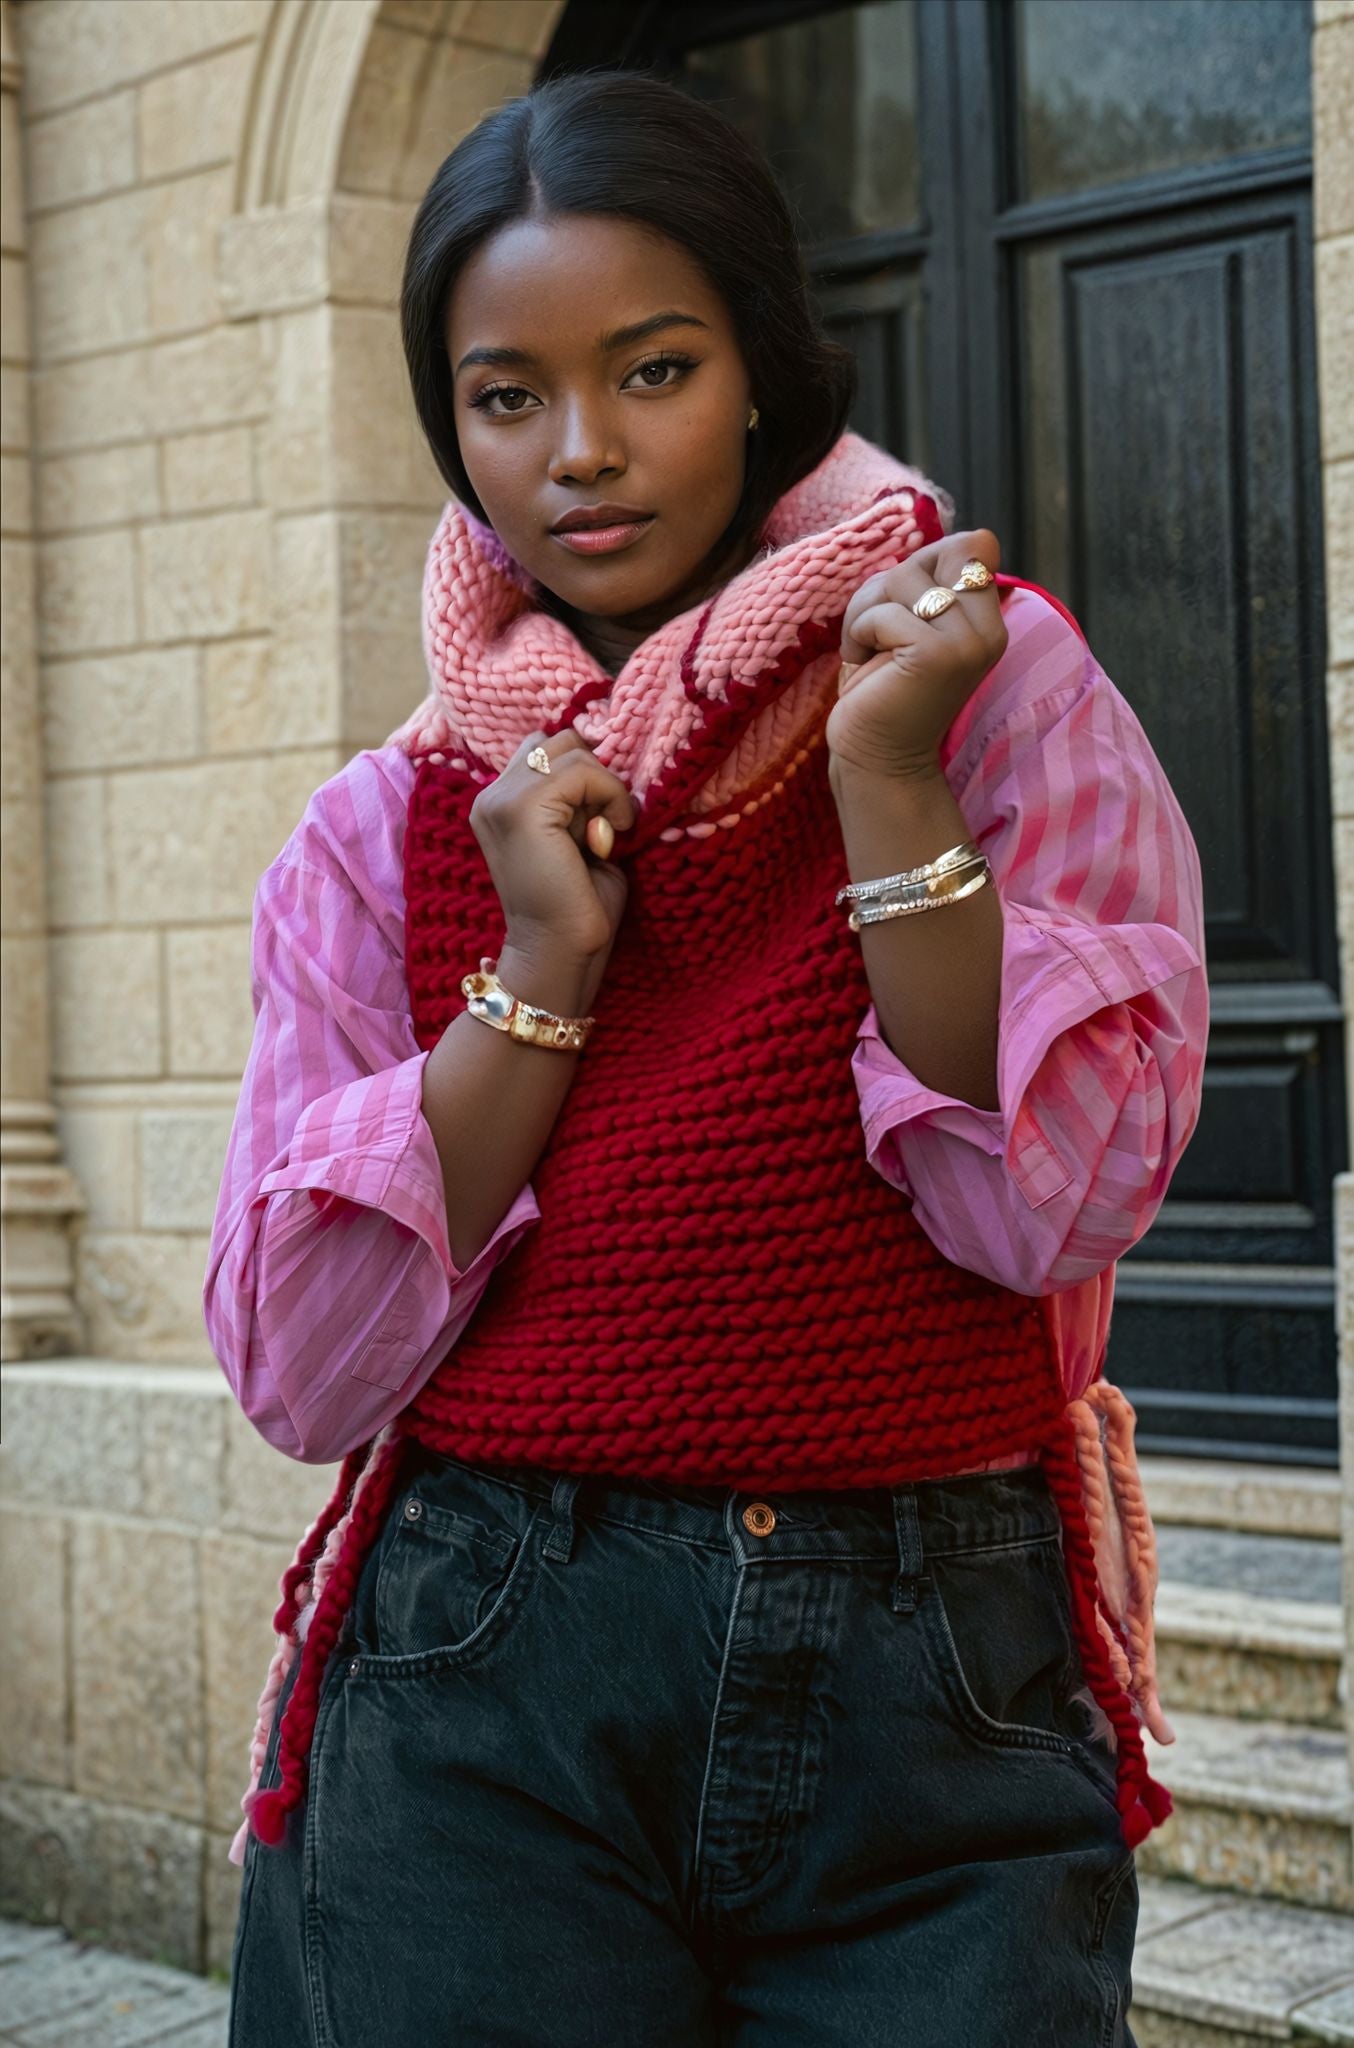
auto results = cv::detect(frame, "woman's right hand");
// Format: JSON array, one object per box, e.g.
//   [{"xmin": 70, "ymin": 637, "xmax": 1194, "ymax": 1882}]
[{"xmin": 469, "ymin": 726, "xmax": 637, "ymax": 1003}]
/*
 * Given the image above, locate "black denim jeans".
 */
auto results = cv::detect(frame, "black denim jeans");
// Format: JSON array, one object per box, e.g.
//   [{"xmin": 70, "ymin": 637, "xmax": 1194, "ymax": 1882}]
[{"xmin": 228, "ymin": 1451, "xmax": 1139, "ymax": 2047}]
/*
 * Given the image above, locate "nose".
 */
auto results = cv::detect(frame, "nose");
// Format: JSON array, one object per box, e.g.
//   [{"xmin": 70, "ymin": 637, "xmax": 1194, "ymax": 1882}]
[{"xmin": 548, "ymin": 398, "xmax": 624, "ymax": 487}]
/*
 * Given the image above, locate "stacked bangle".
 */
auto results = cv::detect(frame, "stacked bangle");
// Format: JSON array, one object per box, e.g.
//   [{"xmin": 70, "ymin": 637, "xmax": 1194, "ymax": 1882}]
[{"xmin": 835, "ymin": 839, "xmax": 991, "ymax": 931}]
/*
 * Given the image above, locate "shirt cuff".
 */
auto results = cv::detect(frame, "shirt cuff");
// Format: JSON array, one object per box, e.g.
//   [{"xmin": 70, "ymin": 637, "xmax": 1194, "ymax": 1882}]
[{"xmin": 853, "ymin": 899, "xmax": 1204, "ymax": 1212}]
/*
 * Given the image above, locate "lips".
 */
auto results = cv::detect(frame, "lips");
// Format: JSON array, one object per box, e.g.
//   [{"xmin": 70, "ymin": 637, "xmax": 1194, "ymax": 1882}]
[{"xmin": 550, "ymin": 506, "xmax": 654, "ymax": 534}]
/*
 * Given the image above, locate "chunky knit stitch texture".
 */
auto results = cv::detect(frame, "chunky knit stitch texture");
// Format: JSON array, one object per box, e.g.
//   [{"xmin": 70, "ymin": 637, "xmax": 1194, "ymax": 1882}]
[{"xmin": 231, "ymin": 431, "xmax": 1173, "ymax": 1866}]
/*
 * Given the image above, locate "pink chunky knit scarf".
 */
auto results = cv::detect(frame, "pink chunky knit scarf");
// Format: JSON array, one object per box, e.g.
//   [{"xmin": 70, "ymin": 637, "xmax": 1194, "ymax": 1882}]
[{"xmin": 381, "ymin": 428, "xmax": 959, "ymax": 806}]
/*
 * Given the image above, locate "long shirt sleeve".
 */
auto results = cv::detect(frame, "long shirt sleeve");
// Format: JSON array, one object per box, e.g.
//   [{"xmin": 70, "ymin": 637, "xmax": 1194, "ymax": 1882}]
[
  {"xmin": 850, "ymin": 586, "xmax": 1208, "ymax": 1394},
  {"xmin": 202, "ymin": 746, "xmax": 540, "ymax": 1465}
]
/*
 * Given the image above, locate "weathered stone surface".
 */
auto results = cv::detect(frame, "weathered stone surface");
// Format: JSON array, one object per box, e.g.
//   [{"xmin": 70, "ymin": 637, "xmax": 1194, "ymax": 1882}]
[
  {"xmin": 28, "ymin": 189, "xmax": 151, "ymax": 362},
  {"xmin": 138, "ymin": 39, "xmax": 255, "ymax": 182},
  {"xmin": 1134, "ymin": 1888, "xmax": 1354, "ymax": 2033},
  {"xmin": 42, "ymin": 646, "xmax": 199, "ymax": 774},
  {"xmin": 395, "ymin": 39, "xmax": 535, "ymax": 204},
  {"xmin": 138, "ymin": 1108, "xmax": 237, "ymax": 1232},
  {"xmin": 1139, "ymin": 1713, "xmax": 1352, "ymax": 1910},
  {"xmin": 139, "ymin": 1370, "xmax": 228, "ymax": 1529},
  {"xmin": 0, "ymin": 1363, "xmax": 144, "ymax": 1515},
  {"xmin": 0, "ymin": 450, "xmax": 32, "ymax": 532},
  {"xmin": 162, "ymin": 426, "xmax": 254, "ymax": 517},
  {"xmin": 2, "ymin": 790, "xmax": 49, "ymax": 935},
  {"xmin": 24, "ymin": 91, "xmax": 137, "ymax": 213},
  {"xmin": 18, "ymin": 0, "xmax": 269, "ymax": 116},
  {"xmin": 37, "ymin": 528, "xmax": 138, "ymax": 657},
  {"xmin": 200, "ymin": 1529, "xmax": 300, "ymax": 1832},
  {"xmin": 1, "ymin": 81, "xmax": 27, "ymax": 254},
  {"xmin": 338, "ymin": 17, "xmax": 435, "ymax": 198},
  {"xmin": 106, "ymin": 750, "xmax": 336, "ymax": 925},
  {"xmin": 50, "ymin": 930, "xmax": 161, "ymax": 1080},
  {"xmin": 71, "ymin": 1519, "xmax": 204, "ymax": 1819},
  {"xmin": 166, "ymin": 923, "xmax": 254, "ymax": 1076},
  {"xmin": 204, "ymin": 1832, "xmax": 244, "ymax": 1977},
  {"xmin": 1297, "ymin": 1980, "xmax": 1354, "ymax": 2043},
  {"xmin": 1141, "ymin": 1461, "xmax": 1343, "ymax": 1542},
  {"xmin": 219, "ymin": 1398, "xmax": 338, "ymax": 1541},
  {"xmin": 140, "ymin": 508, "xmax": 271, "ymax": 644},
  {"xmin": 0, "ymin": 1507, "xmax": 68, "ymax": 1787},
  {"xmin": 44, "ymin": 772, "xmax": 110, "ymax": 928},
  {"xmin": 1315, "ymin": 16, "xmax": 1354, "ymax": 241},
  {"xmin": 0, "ymin": 1780, "xmax": 203, "ymax": 1968},
  {"xmin": 34, "ymin": 326, "xmax": 267, "ymax": 455},
  {"xmin": 145, "ymin": 166, "xmax": 234, "ymax": 342},
  {"xmin": 1319, "ymin": 236, "xmax": 1354, "ymax": 467},
  {"xmin": 0, "ymin": 248, "xmax": 28, "ymax": 359},
  {"xmin": 75, "ymin": 1232, "xmax": 214, "ymax": 1362},
  {"xmin": 38, "ymin": 441, "xmax": 159, "ymax": 536},
  {"xmin": 54, "ymin": 1105, "xmax": 138, "ymax": 1234},
  {"xmin": 332, "ymin": 308, "xmax": 439, "ymax": 504}
]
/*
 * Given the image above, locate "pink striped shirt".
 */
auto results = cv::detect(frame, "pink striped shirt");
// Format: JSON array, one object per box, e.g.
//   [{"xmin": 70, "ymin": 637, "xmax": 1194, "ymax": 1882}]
[{"xmin": 202, "ymin": 587, "xmax": 1209, "ymax": 1465}]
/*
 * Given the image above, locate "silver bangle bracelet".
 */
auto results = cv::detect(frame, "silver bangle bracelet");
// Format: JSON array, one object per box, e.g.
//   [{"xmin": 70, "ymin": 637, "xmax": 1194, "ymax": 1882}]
[
  {"xmin": 835, "ymin": 838, "xmax": 984, "ymax": 907},
  {"xmin": 847, "ymin": 863, "xmax": 992, "ymax": 930}
]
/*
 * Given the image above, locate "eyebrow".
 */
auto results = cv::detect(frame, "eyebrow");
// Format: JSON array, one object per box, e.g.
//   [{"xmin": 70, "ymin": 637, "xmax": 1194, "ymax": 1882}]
[{"xmin": 453, "ymin": 310, "xmax": 712, "ymax": 376}]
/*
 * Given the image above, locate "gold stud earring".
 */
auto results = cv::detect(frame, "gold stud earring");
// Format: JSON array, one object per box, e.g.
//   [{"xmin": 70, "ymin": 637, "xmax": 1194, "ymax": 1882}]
[{"xmin": 747, "ymin": 407, "xmax": 759, "ymax": 430}]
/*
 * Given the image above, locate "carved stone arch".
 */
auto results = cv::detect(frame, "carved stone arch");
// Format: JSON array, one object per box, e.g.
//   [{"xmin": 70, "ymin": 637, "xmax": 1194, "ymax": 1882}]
[{"xmin": 222, "ymin": 0, "xmax": 562, "ymax": 759}]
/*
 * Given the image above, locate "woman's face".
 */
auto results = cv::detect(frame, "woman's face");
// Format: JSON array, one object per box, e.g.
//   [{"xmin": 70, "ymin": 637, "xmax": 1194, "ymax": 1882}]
[{"xmin": 446, "ymin": 213, "xmax": 756, "ymax": 641}]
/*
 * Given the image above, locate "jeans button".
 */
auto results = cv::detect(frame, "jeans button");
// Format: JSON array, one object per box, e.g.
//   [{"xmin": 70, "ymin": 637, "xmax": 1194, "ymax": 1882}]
[
  {"xmin": 742, "ymin": 1502, "xmax": 776, "ymax": 1537},
  {"xmin": 404, "ymin": 1499, "xmax": 424, "ymax": 1521}
]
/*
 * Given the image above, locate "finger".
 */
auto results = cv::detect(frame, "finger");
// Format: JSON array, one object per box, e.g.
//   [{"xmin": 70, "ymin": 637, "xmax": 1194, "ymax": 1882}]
[
  {"xmin": 520, "ymin": 742, "xmax": 638, "ymax": 833},
  {"xmin": 841, "ymin": 535, "xmax": 1004, "ymax": 665}
]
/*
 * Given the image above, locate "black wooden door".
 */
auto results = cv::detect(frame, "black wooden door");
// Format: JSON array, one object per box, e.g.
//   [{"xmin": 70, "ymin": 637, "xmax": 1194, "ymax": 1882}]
[{"xmin": 541, "ymin": 0, "xmax": 1343, "ymax": 1463}]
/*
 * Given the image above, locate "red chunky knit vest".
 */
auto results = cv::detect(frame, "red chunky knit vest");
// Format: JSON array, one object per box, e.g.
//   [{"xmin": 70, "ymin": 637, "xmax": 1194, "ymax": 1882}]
[{"xmin": 239, "ymin": 569, "xmax": 1172, "ymax": 1859}]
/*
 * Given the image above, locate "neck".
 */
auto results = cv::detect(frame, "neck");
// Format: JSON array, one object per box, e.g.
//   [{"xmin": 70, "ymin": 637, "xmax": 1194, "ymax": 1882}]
[{"xmin": 545, "ymin": 525, "xmax": 766, "ymax": 678}]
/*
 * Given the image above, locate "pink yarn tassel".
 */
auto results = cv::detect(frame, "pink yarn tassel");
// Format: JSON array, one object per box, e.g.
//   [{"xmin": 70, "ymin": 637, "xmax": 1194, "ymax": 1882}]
[
  {"xmin": 1067, "ymin": 1381, "xmax": 1175, "ymax": 1747},
  {"xmin": 226, "ymin": 1428, "xmax": 397, "ymax": 1866}
]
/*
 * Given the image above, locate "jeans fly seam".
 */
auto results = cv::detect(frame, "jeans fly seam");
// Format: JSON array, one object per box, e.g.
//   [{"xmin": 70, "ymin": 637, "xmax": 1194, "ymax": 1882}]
[{"xmin": 690, "ymin": 1560, "xmax": 748, "ymax": 1924}]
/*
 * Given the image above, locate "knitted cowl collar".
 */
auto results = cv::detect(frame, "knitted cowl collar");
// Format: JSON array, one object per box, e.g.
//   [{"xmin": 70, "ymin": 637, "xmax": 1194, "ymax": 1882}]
[{"xmin": 381, "ymin": 428, "xmax": 957, "ymax": 811}]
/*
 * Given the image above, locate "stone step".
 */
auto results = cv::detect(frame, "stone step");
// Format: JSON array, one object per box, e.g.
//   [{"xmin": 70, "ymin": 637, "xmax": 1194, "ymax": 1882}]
[
  {"xmin": 1155, "ymin": 1581, "xmax": 1344, "ymax": 1728},
  {"xmin": 1131, "ymin": 1875, "xmax": 1354, "ymax": 2045},
  {"xmin": 1141, "ymin": 1457, "xmax": 1342, "ymax": 1541},
  {"xmin": 1137, "ymin": 1710, "xmax": 1352, "ymax": 1912}
]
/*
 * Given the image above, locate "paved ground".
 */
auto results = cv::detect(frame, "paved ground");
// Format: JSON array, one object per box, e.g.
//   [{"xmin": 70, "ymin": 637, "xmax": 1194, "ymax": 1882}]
[{"xmin": 0, "ymin": 1919, "xmax": 228, "ymax": 2046}]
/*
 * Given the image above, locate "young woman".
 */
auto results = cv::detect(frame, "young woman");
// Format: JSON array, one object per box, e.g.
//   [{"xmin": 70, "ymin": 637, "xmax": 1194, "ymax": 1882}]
[{"xmin": 206, "ymin": 66, "xmax": 1208, "ymax": 2048}]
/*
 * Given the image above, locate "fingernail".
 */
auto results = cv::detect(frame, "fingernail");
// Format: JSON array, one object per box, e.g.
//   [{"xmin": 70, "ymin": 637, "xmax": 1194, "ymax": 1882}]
[
  {"xmin": 837, "ymin": 661, "xmax": 859, "ymax": 695},
  {"xmin": 589, "ymin": 817, "xmax": 615, "ymax": 859}
]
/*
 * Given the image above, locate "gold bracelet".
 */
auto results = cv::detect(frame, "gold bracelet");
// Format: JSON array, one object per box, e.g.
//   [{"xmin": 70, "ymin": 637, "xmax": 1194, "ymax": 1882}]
[
  {"xmin": 846, "ymin": 861, "xmax": 991, "ymax": 930},
  {"xmin": 460, "ymin": 957, "xmax": 595, "ymax": 1051}
]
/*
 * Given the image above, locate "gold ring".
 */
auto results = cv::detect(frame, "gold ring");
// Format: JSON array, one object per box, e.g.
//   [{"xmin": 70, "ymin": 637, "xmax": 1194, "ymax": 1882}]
[
  {"xmin": 526, "ymin": 745, "xmax": 552, "ymax": 775},
  {"xmin": 951, "ymin": 559, "xmax": 995, "ymax": 592},
  {"xmin": 912, "ymin": 585, "xmax": 958, "ymax": 622}
]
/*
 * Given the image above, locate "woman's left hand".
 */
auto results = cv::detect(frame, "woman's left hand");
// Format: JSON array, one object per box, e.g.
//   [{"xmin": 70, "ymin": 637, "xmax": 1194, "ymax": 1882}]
[{"xmin": 825, "ymin": 527, "xmax": 1008, "ymax": 782}]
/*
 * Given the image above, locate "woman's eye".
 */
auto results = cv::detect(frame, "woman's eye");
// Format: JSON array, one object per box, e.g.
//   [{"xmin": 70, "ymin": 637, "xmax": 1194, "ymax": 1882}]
[{"xmin": 466, "ymin": 352, "xmax": 697, "ymax": 418}]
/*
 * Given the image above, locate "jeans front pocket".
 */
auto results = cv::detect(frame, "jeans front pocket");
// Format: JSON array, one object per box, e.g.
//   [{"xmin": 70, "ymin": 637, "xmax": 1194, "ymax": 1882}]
[
  {"xmin": 920, "ymin": 1529, "xmax": 1087, "ymax": 1758},
  {"xmin": 353, "ymin": 1457, "xmax": 547, "ymax": 1675}
]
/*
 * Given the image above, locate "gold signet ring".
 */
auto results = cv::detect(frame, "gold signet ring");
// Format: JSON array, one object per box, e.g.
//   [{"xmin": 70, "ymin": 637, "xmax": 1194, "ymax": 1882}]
[
  {"xmin": 952, "ymin": 559, "xmax": 995, "ymax": 592},
  {"xmin": 526, "ymin": 745, "xmax": 552, "ymax": 774},
  {"xmin": 912, "ymin": 585, "xmax": 959, "ymax": 622}
]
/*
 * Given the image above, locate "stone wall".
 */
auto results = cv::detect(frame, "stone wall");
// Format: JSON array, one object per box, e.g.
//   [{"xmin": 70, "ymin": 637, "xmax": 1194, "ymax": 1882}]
[{"xmin": 0, "ymin": 1363, "xmax": 333, "ymax": 1971}]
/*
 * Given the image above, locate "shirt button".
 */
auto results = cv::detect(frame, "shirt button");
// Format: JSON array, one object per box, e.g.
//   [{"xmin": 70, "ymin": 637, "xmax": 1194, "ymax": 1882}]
[{"xmin": 742, "ymin": 1502, "xmax": 776, "ymax": 1537}]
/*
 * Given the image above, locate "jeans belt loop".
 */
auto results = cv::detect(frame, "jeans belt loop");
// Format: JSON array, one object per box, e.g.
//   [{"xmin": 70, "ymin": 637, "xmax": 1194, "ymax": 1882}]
[
  {"xmin": 542, "ymin": 1474, "xmax": 582, "ymax": 1564},
  {"xmin": 891, "ymin": 1485, "xmax": 927, "ymax": 1615}
]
